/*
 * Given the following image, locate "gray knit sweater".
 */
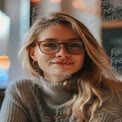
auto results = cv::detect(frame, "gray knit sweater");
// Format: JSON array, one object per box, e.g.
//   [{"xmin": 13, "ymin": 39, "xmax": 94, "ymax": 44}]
[{"xmin": 0, "ymin": 77, "xmax": 122, "ymax": 122}]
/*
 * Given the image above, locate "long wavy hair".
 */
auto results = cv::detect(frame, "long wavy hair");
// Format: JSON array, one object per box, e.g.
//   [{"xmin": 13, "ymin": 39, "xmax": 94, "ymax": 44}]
[{"xmin": 19, "ymin": 12, "xmax": 122, "ymax": 121}]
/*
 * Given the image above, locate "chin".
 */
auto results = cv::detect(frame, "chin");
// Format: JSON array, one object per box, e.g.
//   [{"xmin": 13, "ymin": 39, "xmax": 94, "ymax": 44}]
[{"xmin": 54, "ymin": 71, "xmax": 72, "ymax": 78}]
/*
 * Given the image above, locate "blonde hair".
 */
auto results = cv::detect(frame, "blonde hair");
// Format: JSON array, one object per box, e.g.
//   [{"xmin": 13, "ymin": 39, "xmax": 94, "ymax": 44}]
[{"xmin": 19, "ymin": 12, "xmax": 121, "ymax": 121}]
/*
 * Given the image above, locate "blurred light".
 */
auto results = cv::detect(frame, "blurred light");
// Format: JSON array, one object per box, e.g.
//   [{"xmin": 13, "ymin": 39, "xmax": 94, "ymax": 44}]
[
  {"xmin": 0, "ymin": 55, "xmax": 10, "ymax": 69},
  {"xmin": 0, "ymin": 55, "xmax": 10, "ymax": 88},
  {"xmin": 49, "ymin": 0, "xmax": 62, "ymax": 3},
  {"xmin": 72, "ymin": 0, "xmax": 98, "ymax": 15},
  {"xmin": 0, "ymin": 10, "xmax": 10, "ymax": 38},
  {"xmin": 31, "ymin": 0, "xmax": 41, "ymax": 2},
  {"xmin": 0, "ymin": 69, "xmax": 8, "ymax": 88},
  {"xmin": 72, "ymin": 0, "xmax": 87, "ymax": 9},
  {"xmin": 0, "ymin": 69, "xmax": 8, "ymax": 81}
]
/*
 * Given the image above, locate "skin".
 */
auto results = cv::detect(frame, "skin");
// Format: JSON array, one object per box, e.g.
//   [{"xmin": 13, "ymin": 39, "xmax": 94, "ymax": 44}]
[{"xmin": 30, "ymin": 24, "xmax": 85, "ymax": 83}]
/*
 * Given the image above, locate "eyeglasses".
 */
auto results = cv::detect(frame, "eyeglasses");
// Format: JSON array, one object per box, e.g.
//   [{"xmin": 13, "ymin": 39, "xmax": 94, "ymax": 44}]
[{"xmin": 36, "ymin": 40, "xmax": 84, "ymax": 55}]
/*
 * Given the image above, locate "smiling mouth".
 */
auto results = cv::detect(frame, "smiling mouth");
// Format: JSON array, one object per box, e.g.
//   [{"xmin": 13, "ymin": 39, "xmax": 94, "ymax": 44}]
[{"xmin": 52, "ymin": 62, "xmax": 74, "ymax": 66}]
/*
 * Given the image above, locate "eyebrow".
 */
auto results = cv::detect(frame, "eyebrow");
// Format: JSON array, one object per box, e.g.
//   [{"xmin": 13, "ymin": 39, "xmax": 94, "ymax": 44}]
[{"xmin": 41, "ymin": 38, "xmax": 81, "ymax": 42}]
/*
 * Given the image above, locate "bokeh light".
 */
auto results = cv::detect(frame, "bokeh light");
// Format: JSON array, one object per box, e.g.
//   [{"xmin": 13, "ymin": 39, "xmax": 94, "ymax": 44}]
[
  {"xmin": 31, "ymin": 0, "xmax": 41, "ymax": 2},
  {"xmin": 0, "ymin": 55, "xmax": 10, "ymax": 69},
  {"xmin": 0, "ymin": 56, "xmax": 10, "ymax": 88},
  {"xmin": 72, "ymin": 0, "xmax": 87, "ymax": 9},
  {"xmin": 49, "ymin": 0, "xmax": 62, "ymax": 3}
]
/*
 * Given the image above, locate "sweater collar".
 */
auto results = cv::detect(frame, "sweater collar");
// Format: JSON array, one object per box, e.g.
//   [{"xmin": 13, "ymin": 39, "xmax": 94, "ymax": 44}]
[{"xmin": 37, "ymin": 76, "xmax": 77, "ymax": 106}]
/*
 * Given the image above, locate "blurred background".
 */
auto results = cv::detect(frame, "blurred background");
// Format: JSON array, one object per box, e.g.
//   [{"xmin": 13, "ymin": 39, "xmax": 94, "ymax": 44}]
[{"xmin": 0, "ymin": 0, "xmax": 122, "ymax": 90}]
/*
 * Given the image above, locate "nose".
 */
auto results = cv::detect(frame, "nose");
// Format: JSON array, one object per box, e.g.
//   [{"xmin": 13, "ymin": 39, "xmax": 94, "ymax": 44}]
[{"xmin": 55, "ymin": 45, "xmax": 70, "ymax": 58}]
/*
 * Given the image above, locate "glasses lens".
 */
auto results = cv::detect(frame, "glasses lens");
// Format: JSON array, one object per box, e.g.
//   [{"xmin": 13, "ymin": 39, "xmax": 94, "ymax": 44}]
[
  {"xmin": 40, "ymin": 41, "xmax": 58, "ymax": 54},
  {"xmin": 67, "ymin": 42, "xmax": 84, "ymax": 54}
]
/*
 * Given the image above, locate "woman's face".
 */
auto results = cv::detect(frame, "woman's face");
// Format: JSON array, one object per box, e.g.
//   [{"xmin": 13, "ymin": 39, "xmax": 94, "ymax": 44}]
[{"xmin": 30, "ymin": 24, "xmax": 85, "ymax": 83}]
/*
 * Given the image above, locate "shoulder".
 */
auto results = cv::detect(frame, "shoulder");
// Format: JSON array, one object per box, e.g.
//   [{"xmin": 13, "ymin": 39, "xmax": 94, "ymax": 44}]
[
  {"xmin": 6, "ymin": 79, "xmax": 34, "ymax": 92},
  {"xmin": 94, "ymin": 86, "xmax": 122, "ymax": 120},
  {"xmin": 99, "ymin": 86, "xmax": 122, "ymax": 119},
  {"xmin": 5, "ymin": 78, "xmax": 40, "ymax": 99},
  {"xmin": 103, "ymin": 81, "xmax": 122, "ymax": 106},
  {"xmin": 3, "ymin": 78, "xmax": 44, "ymax": 106}
]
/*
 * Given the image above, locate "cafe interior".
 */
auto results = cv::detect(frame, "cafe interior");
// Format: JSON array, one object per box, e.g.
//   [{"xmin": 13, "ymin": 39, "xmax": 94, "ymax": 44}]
[{"xmin": 0, "ymin": 0, "xmax": 122, "ymax": 107}]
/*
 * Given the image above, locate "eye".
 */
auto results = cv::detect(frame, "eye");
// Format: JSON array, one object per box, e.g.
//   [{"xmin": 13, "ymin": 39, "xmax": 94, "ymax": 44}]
[
  {"xmin": 68, "ymin": 42, "xmax": 83, "ymax": 48},
  {"xmin": 42, "ymin": 42, "xmax": 57, "ymax": 48}
]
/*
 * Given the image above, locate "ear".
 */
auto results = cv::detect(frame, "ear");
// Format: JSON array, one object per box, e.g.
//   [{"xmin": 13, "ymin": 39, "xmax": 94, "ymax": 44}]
[{"xmin": 29, "ymin": 48, "xmax": 37, "ymax": 61}]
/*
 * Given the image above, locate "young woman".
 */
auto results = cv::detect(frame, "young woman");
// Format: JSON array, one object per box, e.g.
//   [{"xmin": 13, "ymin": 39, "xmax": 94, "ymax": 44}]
[{"xmin": 0, "ymin": 12, "xmax": 122, "ymax": 122}]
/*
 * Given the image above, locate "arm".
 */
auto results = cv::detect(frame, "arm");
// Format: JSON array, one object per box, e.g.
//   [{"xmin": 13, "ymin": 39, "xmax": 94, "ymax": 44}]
[{"xmin": 0, "ymin": 82, "xmax": 30, "ymax": 122}]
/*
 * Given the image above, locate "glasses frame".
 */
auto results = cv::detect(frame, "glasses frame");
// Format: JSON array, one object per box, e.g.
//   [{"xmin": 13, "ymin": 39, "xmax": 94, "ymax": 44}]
[{"xmin": 36, "ymin": 40, "xmax": 85, "ymax": 55}]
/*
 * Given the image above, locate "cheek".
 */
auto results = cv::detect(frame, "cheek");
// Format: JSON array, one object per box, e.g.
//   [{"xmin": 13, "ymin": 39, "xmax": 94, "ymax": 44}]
[
  {"xmin": 37, "ymin": 55, "xmax": 47, "ymax": 67},
  {"xmin": 34, "ymin": 50, "xmax": 46, "ymax": 67},
  {"xmin": 35, "ymin": 51, "xmax": 53, "ymax": 69},
  {"xmin": 77, "ymin": 54, "xmax": 85, "ymax": 68}
]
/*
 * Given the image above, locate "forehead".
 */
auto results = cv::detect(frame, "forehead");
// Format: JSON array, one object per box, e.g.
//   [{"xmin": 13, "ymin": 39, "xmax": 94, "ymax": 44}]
[{"xmin": 38, "ymin": 24, "xmax": 79, "ymax": 41}]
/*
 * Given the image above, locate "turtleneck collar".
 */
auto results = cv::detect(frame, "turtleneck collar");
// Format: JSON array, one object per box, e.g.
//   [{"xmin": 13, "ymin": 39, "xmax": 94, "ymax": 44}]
[{"xmin": 36, "ymin": 76, "xmax": 77, "ymax": 108}]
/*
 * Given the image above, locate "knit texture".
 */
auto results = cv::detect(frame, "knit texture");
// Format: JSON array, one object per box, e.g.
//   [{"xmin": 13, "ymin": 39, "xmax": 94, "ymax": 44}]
[{"xmin": 0, "ymin": 77, "xmax": 122, "ymax": 122}]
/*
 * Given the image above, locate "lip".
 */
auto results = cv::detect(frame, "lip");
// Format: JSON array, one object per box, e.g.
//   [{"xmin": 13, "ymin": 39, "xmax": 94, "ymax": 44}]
[{"xmin": 51, "ymin": 61, "xmax": 74, "ymax": 66}]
